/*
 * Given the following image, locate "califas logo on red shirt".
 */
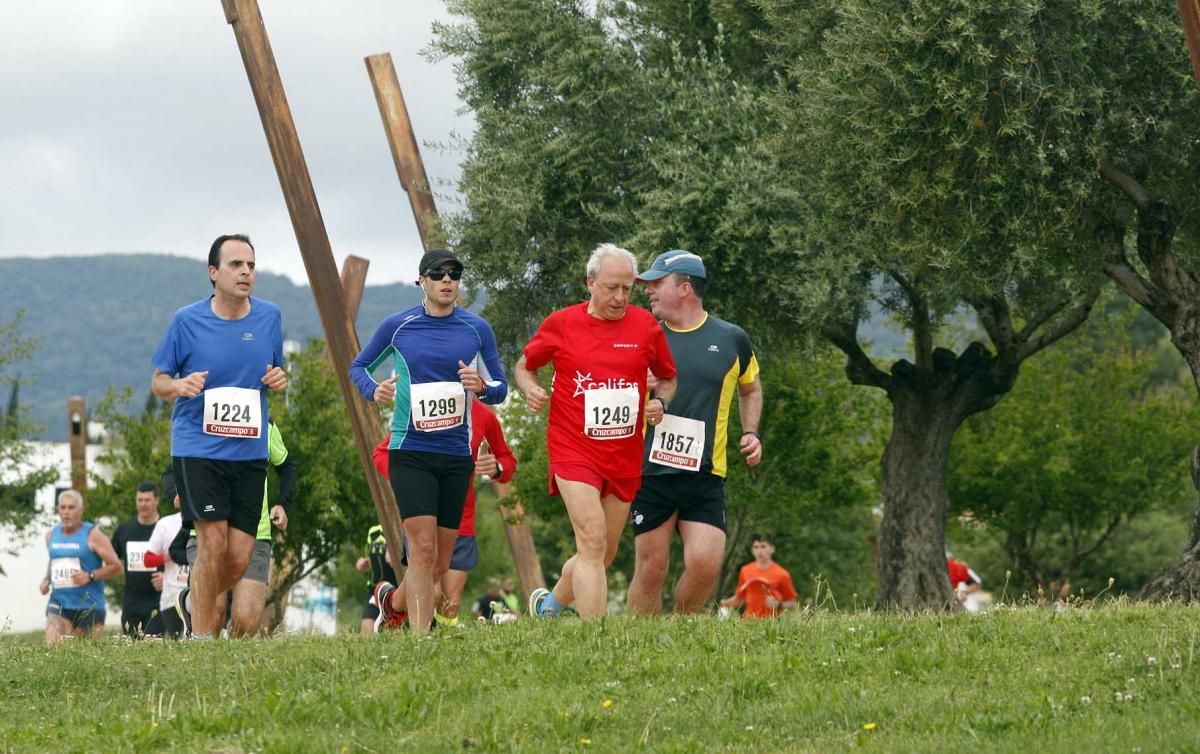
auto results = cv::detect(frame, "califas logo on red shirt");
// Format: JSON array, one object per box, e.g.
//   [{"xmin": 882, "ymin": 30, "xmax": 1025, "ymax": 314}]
[{"xmin": 572, "ymin": 371, "xmax": 638, "ymax": 398}]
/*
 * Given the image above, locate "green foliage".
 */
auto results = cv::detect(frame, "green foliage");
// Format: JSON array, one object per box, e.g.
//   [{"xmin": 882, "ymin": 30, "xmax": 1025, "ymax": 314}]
[
  {"xmin": 88, "ymin": 386, "xmax": 174, "ymax": 523},
  {"xmin": 719, "ymin": 349, "xmax": 886, "ymax": 603},
  {"xmin": 0, "ymin": 310, "xmax": 59, "ymax": 534},
  {"xmin": 3, "ymin": 606, "xmax": 1199, "ymax": 752},
  {"xmin": 948, "ymin": 309, "xmax": 1199, "ymax": 591}
]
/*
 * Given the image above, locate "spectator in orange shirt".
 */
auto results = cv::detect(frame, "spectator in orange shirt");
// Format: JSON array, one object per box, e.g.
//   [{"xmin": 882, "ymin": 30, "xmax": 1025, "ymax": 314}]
[{"xmin": 720, "ymin": 534, "xmax": 797, "ymax": 618}]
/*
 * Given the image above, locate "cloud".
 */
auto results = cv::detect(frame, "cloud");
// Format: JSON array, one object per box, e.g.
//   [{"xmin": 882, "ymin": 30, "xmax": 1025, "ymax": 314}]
[{"xmin": 0, "ymin": 1, "xmax": 472, "ymax": 285}]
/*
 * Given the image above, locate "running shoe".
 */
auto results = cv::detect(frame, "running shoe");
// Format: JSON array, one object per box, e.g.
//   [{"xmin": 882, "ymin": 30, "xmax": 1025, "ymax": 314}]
[
  {"xmin": 528, "ymin": 587, "xmax": 551, "ymax": 617},
  {"xmin": 372, "ymin": 581, "xmax": 408, "ymax": 633},
  {"xmin": 174, "ymin": 587, "xmax": 192, "ymax": 638}
]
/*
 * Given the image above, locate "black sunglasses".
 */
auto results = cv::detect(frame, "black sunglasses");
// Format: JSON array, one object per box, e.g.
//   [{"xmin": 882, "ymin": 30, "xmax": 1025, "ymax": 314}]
[{"xmin": 425, "ymin": 268, "xmax": 463, "ymax": 281}]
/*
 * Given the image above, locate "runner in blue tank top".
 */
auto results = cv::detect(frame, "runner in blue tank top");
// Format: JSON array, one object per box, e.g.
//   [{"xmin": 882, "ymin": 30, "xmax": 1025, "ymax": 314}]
[
  {"xmin": 350, "ymin": 248, "xmax": 507, "ymax": 635},
  {"xmin": 39, "ymin": 490, "xmax": 121, "ymax": 644}
]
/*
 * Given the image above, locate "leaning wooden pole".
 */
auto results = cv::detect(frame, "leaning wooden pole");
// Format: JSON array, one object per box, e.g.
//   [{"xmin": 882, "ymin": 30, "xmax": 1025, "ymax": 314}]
[
  {"xmin": 365, "ymin": 54, "xmax": 445, "ymax": 252},
  {"xmin": 1179, "ymin": 0, "xmax": 1200, "ymax": 86},
  {"xmin": 366, "ymin": 52, "xmax": 546, "ymax": 595},
  {"xmin": 340, "ymin": 255, "xmax": 370, "ymax": 322},
  {"xmin": 220, "ymin": 0, "xmax": 405, "ymax": 570}
]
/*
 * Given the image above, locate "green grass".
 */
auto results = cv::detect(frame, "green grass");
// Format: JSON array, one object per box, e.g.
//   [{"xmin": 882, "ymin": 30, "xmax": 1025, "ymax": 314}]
[{"xmin": 2, "ymin": 603, "xmax": 1197, "ymax": 753}]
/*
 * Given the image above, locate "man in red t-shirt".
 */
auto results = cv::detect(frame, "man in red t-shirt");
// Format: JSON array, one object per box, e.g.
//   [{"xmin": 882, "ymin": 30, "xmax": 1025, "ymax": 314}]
[
  {"xmin": 370, "ymin": 400, "xmax": 517, "ymax": 628},
  {"xmin": 720, "ymin": 534, "xmax": 798, "ymax": 619},
  {"xmin": 515, "ymin": 243, "xmax": 678, "ymax": 619}
]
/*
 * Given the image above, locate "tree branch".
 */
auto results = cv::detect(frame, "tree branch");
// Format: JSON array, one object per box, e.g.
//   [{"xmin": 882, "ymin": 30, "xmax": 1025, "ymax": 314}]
[
  {"xmin": 889, "ymin": 270, "xmax": 933, "ymax": 371},
  {"xmin": 1016, "ymin": 297, "xmax": 1069, "ymax": 343},
  {"xmin": 1015, "ymin": 285, "xmax": 1100, "ymax": 362},
  {"xmin": 968, "ymin": 295, "xmax": 1017, "ymax": 356},
  {"xmin": 1099, "ymin": 159, "xmax": 1151, "ymax": 208},
  {"xmin": 1068, "ymin": 514, "xmax": 1124, "ymax": 571},
  {"xmin": 822, "ymin": 319, "xmax": 892, "ymax": 390}
]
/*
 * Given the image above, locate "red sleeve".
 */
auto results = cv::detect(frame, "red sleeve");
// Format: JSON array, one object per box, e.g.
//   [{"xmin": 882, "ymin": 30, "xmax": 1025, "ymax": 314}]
[
  {"xmin": 522, "ymin": 309, "xmax": 562, "ymax": 370},
  {"xmin": 483, "ymin": 410, "xmax": 517, "ymax": 484},
  {"xmin": 143, "ymin": 550, "xmax": 166, "ymax": 568},
  {"xmin": 373, "ymin": 435, "xmax": 391, "ymax": 479},
  {"xmin": 648, "ymin": 317, "xmax": 676, "ymax": 379}
]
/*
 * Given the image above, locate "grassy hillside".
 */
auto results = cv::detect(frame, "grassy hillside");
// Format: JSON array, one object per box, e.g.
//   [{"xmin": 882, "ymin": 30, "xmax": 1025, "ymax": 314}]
[
  {"xmin": 1, "ymin": 604, "xmax": 1195, "ymax": 752},
  {"xmin": 1, "ymin": 255, "xmax": 423, "ymax": 441}
]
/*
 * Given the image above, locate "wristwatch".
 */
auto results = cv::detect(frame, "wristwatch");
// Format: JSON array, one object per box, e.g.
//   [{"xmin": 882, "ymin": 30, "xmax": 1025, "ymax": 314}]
[
  {"xmin": 654, "ymin": 396, "xmax": 669, "ymax": 413},
  {"xmin": 87, "ymin": 571, "xmax": 96, "ymax": 583}
]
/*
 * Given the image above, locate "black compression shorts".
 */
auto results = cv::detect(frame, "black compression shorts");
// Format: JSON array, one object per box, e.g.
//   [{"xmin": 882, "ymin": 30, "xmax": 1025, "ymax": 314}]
[{"xmin": 387, "ymin": 449, "xmax": 474, "ymax": 529}]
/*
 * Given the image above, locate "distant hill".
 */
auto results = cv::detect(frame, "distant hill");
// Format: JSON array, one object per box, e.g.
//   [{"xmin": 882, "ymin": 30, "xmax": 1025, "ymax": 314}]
[{"xmin": 2, "ymin": 255, "xmax": 425, "ymax": 440}]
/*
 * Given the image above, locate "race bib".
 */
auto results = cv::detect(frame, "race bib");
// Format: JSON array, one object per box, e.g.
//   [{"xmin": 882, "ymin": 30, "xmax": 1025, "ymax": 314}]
[
  {"xmin": 203, "ymin": 386, "xmax": 262, "ymax": 438},
  {"xmin": 126, "ymin": 541, "xmax": 153, "ymax": 572},
  {"xmin": 648, "ymin": 414, "xmax": 706, "ymax": 471},
  {"xmin": 410, "ymin": 381, "xmax": 467, "ymax": 432},
  {"xmin": 50, "ymin": 557, "xmax": 81, "ymax": 589},
  {"xmin": 583, "ymin": 387, "xmax": 639, "ymax": 440},
  {"xmin": 175, "ymin": 564, "xmax": 190, "ymax": 585}
]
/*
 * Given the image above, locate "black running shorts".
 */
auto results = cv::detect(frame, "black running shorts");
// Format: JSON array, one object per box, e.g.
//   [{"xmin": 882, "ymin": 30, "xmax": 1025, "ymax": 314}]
[
  {"xmin": 173, "ymin": 456, "xmax": 267, "ymax": 537},
  {"xmin": 629, "ymin": 471, "xmax": 728, "ymax": 535},
  {"xmin": 387, "ymin": 449, "xmax": 474, "ymax": 529}
]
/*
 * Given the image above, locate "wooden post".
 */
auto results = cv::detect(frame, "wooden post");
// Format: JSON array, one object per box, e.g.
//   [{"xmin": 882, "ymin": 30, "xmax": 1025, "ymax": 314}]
[
  {"xmin": 1179, "ymin": 0, "xmax": 1200, "ymax": 86},
  {"xmin": 366, "ymin": 53, "xmax": 546, "ymax": 594},
  {"xmin": 497, "ymin": 496, "xmax": 547, "ymax": 601},
  {"xmin": 220, "ymin": 0, "xmax": 405, "ymax": 571},
  {"xmin": 365, "ymin": 54, "xmax": 446, "ymax": 251},
  {"xmin": 340, "ymin": 255, "xmax": 370, "ymax": 323},
  {"xmin": 66, "ymin": 396, "xmax": 87, "ymax": 492}
]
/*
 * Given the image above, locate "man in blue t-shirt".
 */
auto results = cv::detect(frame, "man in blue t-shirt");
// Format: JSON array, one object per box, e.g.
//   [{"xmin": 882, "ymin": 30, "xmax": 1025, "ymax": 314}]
[{"xmin": 150, "ymin": 233, "xmax": 286, "ymax": 640}]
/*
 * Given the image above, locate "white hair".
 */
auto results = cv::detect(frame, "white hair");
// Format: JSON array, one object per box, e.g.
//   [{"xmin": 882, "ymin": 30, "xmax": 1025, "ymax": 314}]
[
  {"xmin": 57, "ymin": 489, "xmax": 84, "ymax": 506},
  {"xmin": 586, "ymin": 243, "xmax": 637, "ymax": 279}
]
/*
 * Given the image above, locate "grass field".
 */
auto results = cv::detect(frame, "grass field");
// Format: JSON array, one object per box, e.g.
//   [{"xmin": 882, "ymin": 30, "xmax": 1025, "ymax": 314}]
[{"xmin": 1, "ymin": 602, "xmax": 1197, "ymax": 753}]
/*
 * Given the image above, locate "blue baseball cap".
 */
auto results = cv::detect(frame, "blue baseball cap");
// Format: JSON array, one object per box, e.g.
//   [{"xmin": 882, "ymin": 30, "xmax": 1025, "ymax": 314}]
[{"xmin": 636, "ymin": 249, "xmax": 707, "ymax": 282}]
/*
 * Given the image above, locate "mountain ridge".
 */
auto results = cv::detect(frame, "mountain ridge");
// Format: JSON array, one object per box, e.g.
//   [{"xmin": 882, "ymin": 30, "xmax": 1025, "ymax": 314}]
[{"xmin": 2, "ymin": 254, "xmax": 424, "ymax": 440}]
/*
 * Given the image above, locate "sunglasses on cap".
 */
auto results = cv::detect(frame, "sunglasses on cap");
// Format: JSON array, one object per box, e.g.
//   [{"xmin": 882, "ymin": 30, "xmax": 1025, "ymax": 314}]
[{"xmin": 424, "ymin": 268, "xmax": 463, "ymax": 281}]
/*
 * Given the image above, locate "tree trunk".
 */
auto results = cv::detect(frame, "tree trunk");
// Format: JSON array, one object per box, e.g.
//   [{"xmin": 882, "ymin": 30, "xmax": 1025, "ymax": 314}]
[
  {"xmin": 1140, "ymin": 322, "xmax": 1200, "ymax": 602},
  {"xmin": 875, "ymin": 388, "xmax": 963, "ymax": 611}
]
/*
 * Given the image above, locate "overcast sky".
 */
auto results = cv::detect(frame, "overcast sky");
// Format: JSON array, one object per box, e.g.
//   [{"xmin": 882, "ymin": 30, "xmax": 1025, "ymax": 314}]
[{"xmin": 0, "ymin": 1, "xmax": 471, "ymax": 286}]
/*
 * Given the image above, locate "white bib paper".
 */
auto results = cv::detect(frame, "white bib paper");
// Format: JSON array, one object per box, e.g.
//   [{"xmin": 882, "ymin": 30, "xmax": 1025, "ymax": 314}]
[
  {"xmin": 410, "ymin": 381, "xmax": 467, "ymax": 432},
  {"xmin": 648, "ymin": 414, "xmax": 707, "ymax": 471},
  {"xmin": 203, "ymin": 386, "xmax": 262, "ymax": 438},
  {"xmin": 126, "ymin": 541, "xmax": 154, "ymax": 573},
  {"xmin": 175, "ymin": 564, "xmax": 190, "ymax": 586},
  {"xmin": 50, "ymin": 557, "xmax": 81, "ymax": 589},
  {"xmin": 583, "ymin": 387, "xmax": 639, "ymax": 440}
]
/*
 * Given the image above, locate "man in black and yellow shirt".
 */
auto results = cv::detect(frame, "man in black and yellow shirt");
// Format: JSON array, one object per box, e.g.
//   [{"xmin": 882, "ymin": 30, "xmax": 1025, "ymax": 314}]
[{"xmin": 627, "ymin": 249, "xmax": 764, "ymax": 615}]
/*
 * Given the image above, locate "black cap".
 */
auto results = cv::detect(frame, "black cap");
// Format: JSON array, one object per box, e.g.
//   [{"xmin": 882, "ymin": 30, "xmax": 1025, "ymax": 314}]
[{"xmin": 418, "ymin": 248, "xmax": 463, "ymax": 275}]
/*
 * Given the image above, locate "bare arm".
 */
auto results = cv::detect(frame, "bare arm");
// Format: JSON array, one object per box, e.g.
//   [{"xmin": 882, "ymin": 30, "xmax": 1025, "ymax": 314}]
[
  {"xmin": 720, "ymin": 593, "xmax": 745, "ymax": 608},
  {"xmin": 514, "ymin": 355, "xmax": 549, "ymax": 413},
  {"xmin": 87, "ymin": 529, "xmax": 123, "ymax": 581},
  {"xmin": 39, "ymin": 531, "xmax": 51, "ymax": 595},
  {"xmin": 644, "ymin": 375, "xmax": 676, "ymax": 424},
  {"xmin": 737, "ymin": 376, "xmax": 764, "ymax": 466},
  {"xmin": 152, "ymin": 369, "xmax": 208, "ymax": 402}
]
